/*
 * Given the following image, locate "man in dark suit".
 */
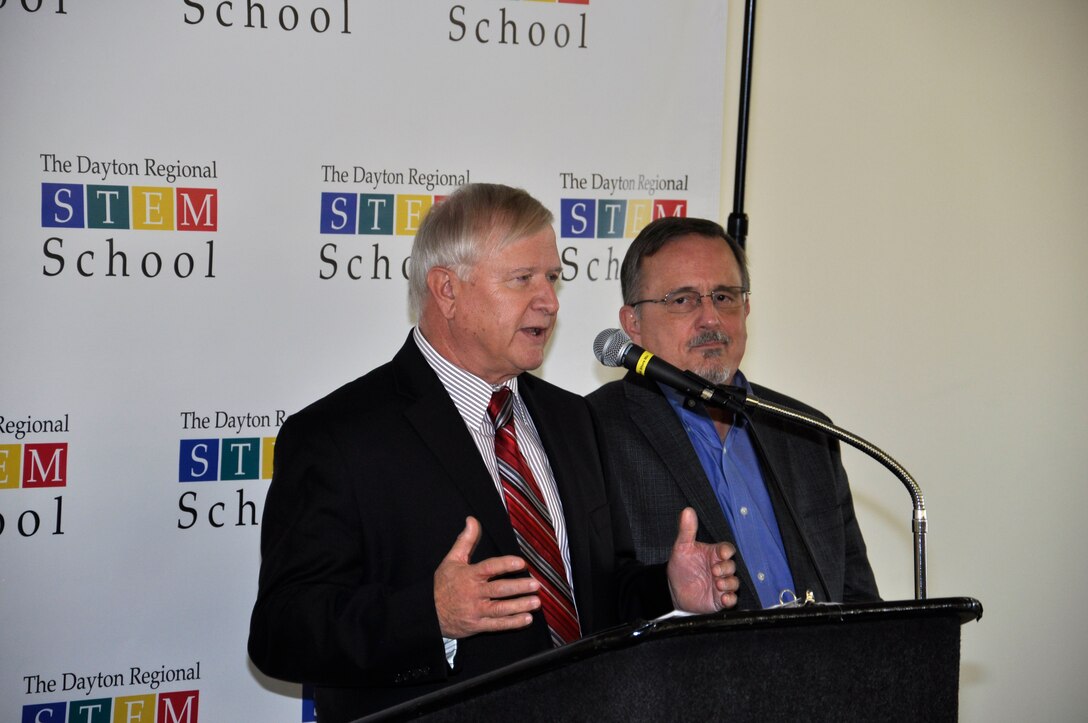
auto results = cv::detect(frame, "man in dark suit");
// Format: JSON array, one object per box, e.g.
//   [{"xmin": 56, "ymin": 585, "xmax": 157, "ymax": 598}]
[
  {"xmin": 587, "ymin": 216, "xmax": 878, "ymax": 611},
  {"xmin": 248, "ymin": 185, "xmax": 739, "ymax": 722}
]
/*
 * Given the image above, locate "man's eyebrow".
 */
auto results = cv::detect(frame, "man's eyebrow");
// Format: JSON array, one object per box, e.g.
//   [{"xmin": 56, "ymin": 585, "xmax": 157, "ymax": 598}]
[{"xmin": 663, "ymin": 285, "xmax": 700, "ymax": 295}]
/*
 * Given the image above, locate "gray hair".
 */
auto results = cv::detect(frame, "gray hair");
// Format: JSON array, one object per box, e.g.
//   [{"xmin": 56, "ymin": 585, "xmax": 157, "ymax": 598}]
[
  {"xmin": 408, "ymin": 183, "xmax": 554, "ymax": 319},
  {"xmin": 620, "ymin": 216, "xmax": 749, "ymax": 306}
]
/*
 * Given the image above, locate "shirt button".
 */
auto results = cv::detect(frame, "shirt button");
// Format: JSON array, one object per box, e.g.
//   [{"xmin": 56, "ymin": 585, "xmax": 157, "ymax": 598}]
[
  {"xmin": 757, "ymin": 572, "xmax": 766, "ymax": 582},
  {"xmin": 740, "ymin": 506, "xmax": 749, "ymax": 516}
]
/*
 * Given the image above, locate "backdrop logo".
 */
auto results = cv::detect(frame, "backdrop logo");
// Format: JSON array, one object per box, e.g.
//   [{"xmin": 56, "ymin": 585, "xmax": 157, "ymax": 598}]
[
  {"xmin": 41, "ymin": 184, "xmax": 217, "ymax": 232},
  {"xmin": 37, "ymin": 154, "xmax": 219, "ymax": 280},
  {"xmin": 319, "ymin": 165, "xmax": 469, "ymax": 235},
  {"xmin": 449, "ymin": 3, "xmax": 589, "ymax": 49},
  {"xmin": 22, "ymin": 690, "xmax": 199, "ymax": 723},
  {"xmin": 22, "ymin": 663, "xmax": 201, "ymax": 723},
  {"xmin": 0, "ymin": 443, "xmax": 68, "ymax": 490},
  {"xmin": 178, "ymin": 438, "xmax": 276, "ymax": 483},
  {"xmin": 1, "ymin": 414, "xmax": 69, "ymax": 538},
  {"xmin": 1, "ymin": 414, "xmax": 69, "ymax": 490},
  {"xmin": 319, "ymin": 193, "xmax": 441, "ymax": 236},
  {"xmin": 316, "ymin": 164, "xmax": 469, "ymax": 281},
  {"xmin": 559, "ymin": 197, "xmax": 688, "ymax": 239},
  {"xmin": 176, "ymin": 410, "xmax": 283, "ymax": 530}
]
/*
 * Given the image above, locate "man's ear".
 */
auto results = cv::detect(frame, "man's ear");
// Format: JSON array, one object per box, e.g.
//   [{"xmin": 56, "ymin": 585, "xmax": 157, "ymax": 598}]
[
  {"xmin": 427, "ymin": 266, "xmax": 458, "ymax": 320},
  {"xmin": 619, "ymin": 305, "xmax": 641, "ymax": 344}
]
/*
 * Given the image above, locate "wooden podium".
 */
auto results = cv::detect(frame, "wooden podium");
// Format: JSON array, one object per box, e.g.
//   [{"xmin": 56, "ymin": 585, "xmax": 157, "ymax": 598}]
[{"xmin": 360, "ymin": 597, "xmax": 982, "ymax": 722}]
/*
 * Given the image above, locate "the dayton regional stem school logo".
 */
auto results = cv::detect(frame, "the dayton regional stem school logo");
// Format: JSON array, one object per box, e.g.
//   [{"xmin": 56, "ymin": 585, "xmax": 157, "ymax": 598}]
[
  {"xmin": 558, "ymin": 172, "xmax": 691, "ymax": 239},
  {"xmin": 22, "ymin": 690, "xmax": 199, "ymax": 723},
  {"xmin": 38, "ymin": 154, "xmax": 218, "ymax": 280},
  {"xmin": 316, "ymin": 164, "xmax": 470, "ymax": 281},
  {"xmin": 552, "ymin": 171, "xmax": 689, "ymax": 283},
  {"xmin": 177, "ymin": 409, "xmax": 283, "ymax": 531},
  {"xmin": 21, "ymin": 664, "xmax": 201, "ymax": 722},
  {"xmin": 0, "ymin": 414, "xmax": 68, "ymax": 539},
  {"xmin": 560, "ymin": 197, "xmax": 688, "ymax": 239}
]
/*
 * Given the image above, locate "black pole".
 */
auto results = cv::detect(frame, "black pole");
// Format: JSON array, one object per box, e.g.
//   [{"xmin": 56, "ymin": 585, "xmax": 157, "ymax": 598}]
[{"xmin": 727, "ymin": 0, "xmax": 757, "ymax": 249}]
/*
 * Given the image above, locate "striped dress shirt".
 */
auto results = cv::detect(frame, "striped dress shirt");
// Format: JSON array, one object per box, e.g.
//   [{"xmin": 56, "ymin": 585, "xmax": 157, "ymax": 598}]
[{"xmin": 412, "ymin": 327, "xmax": 577, "ymax": 662}]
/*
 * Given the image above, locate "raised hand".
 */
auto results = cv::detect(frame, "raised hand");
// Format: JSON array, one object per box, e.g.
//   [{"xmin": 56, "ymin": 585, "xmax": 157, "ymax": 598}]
[
  {"xmin": 666, "ymin": 507, "xmax": 740, "ymax": 613},
  {"xmin": 433, "ymin": 516, "xmax": 542, "ymax": 639}
]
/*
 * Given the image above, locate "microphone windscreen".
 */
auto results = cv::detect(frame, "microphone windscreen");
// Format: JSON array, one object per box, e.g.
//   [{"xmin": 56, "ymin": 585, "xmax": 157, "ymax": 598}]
[{"xmin": 593, "ymin": 328, "xmax": 631, "ymax": 367}]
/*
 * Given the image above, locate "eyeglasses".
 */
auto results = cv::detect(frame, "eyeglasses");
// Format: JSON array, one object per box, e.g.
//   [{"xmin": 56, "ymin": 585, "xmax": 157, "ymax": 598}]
[{"xmin": 630, "ymin": 287, "xmax": 750, "ymax": 314}]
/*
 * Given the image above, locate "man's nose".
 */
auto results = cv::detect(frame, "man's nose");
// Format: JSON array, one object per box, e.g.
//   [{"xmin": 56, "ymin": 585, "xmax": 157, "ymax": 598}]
[
  {"xmin": 693, "ymin": 294, "xmax": 722, "ymax": 326},
  {"xmin": 536, "ymin": 280, "xmax": 559, "ymax": 314}
]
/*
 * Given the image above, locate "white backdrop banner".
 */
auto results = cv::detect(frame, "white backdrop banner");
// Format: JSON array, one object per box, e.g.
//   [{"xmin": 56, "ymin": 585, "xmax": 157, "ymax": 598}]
[{"xmin": 0, "ymin": 1, "xmax": 728, "ymax": 720}]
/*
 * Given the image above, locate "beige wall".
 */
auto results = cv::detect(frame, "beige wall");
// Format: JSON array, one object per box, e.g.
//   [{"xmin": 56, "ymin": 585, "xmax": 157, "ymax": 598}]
[{"xmin": 721, "ymin": 1, "xmax": 1088, "ymax": 719}]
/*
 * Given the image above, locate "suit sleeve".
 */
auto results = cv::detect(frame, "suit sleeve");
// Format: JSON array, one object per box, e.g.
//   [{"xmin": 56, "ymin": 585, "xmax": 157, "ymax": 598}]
[
  {"xmin": 587, "ymin": 402, "xmax": 674, "ymax": 622},
  {"xmin": 248, "ymin": 413, "xmax": 450, "ymax": 688}
]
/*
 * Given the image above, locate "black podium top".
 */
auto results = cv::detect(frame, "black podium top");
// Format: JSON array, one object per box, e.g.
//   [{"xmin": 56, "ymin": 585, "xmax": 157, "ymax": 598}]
[{"xmin": 362, "ymin": 597, "xmax": 982, "ymax": 722}]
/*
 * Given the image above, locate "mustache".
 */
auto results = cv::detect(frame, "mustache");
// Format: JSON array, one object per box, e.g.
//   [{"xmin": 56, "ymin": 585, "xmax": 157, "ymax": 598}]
[{"xmin": 687, "ymin": 330, "xmax": 732, "ymax": 350}]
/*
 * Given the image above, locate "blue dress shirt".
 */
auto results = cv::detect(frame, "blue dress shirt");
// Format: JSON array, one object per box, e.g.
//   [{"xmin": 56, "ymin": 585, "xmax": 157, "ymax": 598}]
[{"xmin": 661, "ymin": 371, "xmax": 795, "ymax": 608}]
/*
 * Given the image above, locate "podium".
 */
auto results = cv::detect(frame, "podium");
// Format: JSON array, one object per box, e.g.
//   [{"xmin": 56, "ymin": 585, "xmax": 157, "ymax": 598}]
[{"xmin": 360, "ymin": 597, "xmax": 982, "ymax": 722}]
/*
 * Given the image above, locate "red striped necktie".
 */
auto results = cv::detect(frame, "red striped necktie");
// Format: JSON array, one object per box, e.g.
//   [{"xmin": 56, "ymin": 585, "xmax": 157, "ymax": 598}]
[{"xmin": 487, "ymin": 387, "xmax": 581, "ymax": 646}]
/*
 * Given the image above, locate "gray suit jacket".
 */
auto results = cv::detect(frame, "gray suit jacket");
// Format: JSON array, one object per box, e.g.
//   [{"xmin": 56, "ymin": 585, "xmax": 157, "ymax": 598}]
[{"xmin": 587, "ymin": 372, "xmax": 878, "ymax": 609}]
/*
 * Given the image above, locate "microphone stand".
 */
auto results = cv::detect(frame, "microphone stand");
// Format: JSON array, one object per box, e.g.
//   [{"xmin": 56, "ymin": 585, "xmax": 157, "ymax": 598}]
[
  {"xmin": 727, "ymin": 0, "xmax": 757, "ymax": 250},
  {"xmin": 710, "ymin": 385, "xmax": 928, "ymax": 600}
]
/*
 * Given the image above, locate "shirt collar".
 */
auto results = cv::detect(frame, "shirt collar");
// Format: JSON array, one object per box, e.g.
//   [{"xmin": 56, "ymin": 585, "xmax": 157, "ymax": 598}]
[{"xmin": 413, "ymin": 326, "xmax": 517, "ymax": 429}]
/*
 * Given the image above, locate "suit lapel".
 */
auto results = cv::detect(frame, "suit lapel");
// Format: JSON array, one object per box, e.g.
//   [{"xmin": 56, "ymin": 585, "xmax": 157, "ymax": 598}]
[
  {"xmin": 622, "ymin": 374, "xmax": 734, "ymax": 544},
  {"xmin": 621, "ymin": 373, "xmax": 763, "ymax": 607},
  {"xmin": 746, "ymin": 414, "xmax": 826, "ymax": 601},
  {"xmin": 393, "ymin": 338, "xmax": 519, "ymax": 558}
]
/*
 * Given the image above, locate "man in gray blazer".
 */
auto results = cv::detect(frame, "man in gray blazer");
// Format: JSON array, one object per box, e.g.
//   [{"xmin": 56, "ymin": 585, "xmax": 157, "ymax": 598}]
[{"xmin": 587, "ymin": 216, "xmax": 878, "ymax": 610}]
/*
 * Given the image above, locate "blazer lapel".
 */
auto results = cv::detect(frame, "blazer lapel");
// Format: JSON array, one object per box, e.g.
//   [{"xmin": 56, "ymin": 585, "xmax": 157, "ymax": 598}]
[
  {"xmin": 622, "ymin": 374, "xmax": 734, "ymax": 544},
  {"xmin": 621, "ymin": 373, "xmax": 762, "ymax": 607},
  {"xmin": 393, "ymin": 338, "xmax": 519, "ymax": 558},
  {"xmin": 746, "ymin": 415, "xmax": 827, "ymax": 601}
]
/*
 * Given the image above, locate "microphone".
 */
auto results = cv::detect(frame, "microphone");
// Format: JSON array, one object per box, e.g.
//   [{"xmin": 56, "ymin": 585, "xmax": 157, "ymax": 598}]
[{"xmin": 592, "ymin": 328, "xmax": 747, "ymax": 412}]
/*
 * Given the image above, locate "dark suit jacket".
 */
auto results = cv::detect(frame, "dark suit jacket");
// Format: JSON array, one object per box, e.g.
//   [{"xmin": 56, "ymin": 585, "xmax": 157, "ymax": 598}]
[
  {"xmin": 249, "ymin": 336, "xmax": 670, "ymax": 722},
  {"xmin": 587, "ymin": 372, "xmax": 878, "ymax": 610}
]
